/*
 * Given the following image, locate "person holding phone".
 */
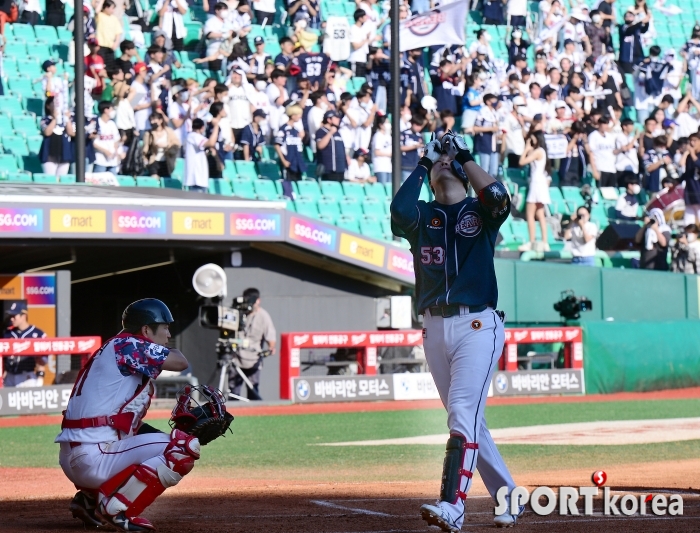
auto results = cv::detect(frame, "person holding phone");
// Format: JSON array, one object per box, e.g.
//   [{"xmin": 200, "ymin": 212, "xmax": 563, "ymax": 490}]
[{"xmin": 635, "ymin": 208, "xmax": 671, "ymax": 270}]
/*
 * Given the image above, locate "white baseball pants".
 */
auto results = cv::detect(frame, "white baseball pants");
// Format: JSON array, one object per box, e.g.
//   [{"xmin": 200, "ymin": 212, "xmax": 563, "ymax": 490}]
[
  {"xmin": 58, "ymin": 433, "xmax": 172, "ymax": 490},
  {"xmin": 423, "ymin": 307, "xmax": 516, "ymax": 528}
]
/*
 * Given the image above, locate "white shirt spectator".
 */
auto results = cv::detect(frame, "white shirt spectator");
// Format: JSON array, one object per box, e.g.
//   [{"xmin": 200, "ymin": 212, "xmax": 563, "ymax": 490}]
[
  {"xmin": 42, "ymin": 75, "xmax": 69, "ymax": 117},
  {"xmin": 115, "ymin": 98, "xmax": 136, "ymax": 131},
  {"xmin": 228, "ymin": 83, "xmax": 253, "ymax": 130},
  {"xmin": 502, "ymin": 112, "xmax": 525, "ymax": 155},
  {"xmin": 349, "ymin": 22, "xmax": 372, "ymax": 64},
  {"xmin": 168, "ymin": 101, "xmax": 190, "ymax": 148},
  {"xmin": 185, "ymin": 131, "xmax": 209, "ymax": 188},
  {"xmin": 130, "ymin": 80, "xmax": 152, "ymax": 132},
  {"xmin": 371, "ymin": 129, "xmax": 392, "ymax": 173},
  {"xmin": 570, "ymin": 222, "xmax": 598, "ymax": 257},
  {"xmin": 588, "ymin": 130, "xmax": 617, "ymax": 173},
  {"xmin": 507, "ymin": 0, "xmax": 527, "ymax": 17},
  {"xmin": 253, "ymin": 0, "xmax": 276, "ymax": 15},
  {"xmin": 346, "ymin": 159, "xmax": 372, "ymax": 182},
  {"xmin": 676, "ymin": 111, "xmax": 700, "ymax": 139},
  {"xmin": 155, "ymin": 0, "xmax": 188, "ymax": 40},
  {"xmin": 93, "ymin": 117, "xmax": 121, "ymax": 168},
  {"xmin": 266, "ymin": 83, "xmax": 289, "ymax": 132},
  {"xmin": 615, "ymin": 193, "xmax": 640, "ymax": 218},
  {"xmin": 204, "ymin": 15, "xmax": 231, "ymax": 58},
  {"xmin": 308, "ymin": 105, "xmax": 325, "ymax": 152},
  {"xmin": 615, "ymin": 132, "xmax": 639, "ymax": 173}
]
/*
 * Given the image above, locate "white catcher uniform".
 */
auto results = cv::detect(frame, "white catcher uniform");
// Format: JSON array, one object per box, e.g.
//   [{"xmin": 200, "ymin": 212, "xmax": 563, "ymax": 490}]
[{"xmin": 55, "ymin": 333, "xmax": 200, "ymax": 531}]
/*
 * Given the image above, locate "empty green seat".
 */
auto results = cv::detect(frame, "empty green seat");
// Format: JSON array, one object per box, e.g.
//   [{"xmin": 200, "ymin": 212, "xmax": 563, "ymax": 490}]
[
  {"xmin": 7, "ymin": 77, "xmax": 35, "ymax": 96},
  {"xmin": 162, "ymin": 177, "xmax": 183, "ymax": 189},
  {"xmin": 231, "ymin": 179, "xmax": 256, "ymax": 198},
  {"xmin": 362, "ymin": 197, "xmax": 385, "ymax": 218},
  {"xmin": 359, "ymin": 216, "xmax": 384, "ymax": 239},
  {"xmin": 320, "ymin": 181, "xmax": 344, "ymax": 201},
  {"xmin": 4, "ymin": 42, "xmax": 27, "ymax": 58},
  {"xmin": 26, "ymin": 135, "xmax": 43, "ymax": 154},
  {"xmin": 253, "ymin": 178, "xmax": 277, "ymax": 198},
  {"xmin": 116, "ymin": 175, "xmax": 136, "ymax": 186},
  {"xmin": 235, "ymin": 160, "xmax": 259, "ymax": 180},
  {"xmin": 33, "ymin": 173, "xmax": 58, "ymax": 183},
  {"xmin": 136, "ymin": 176, "xmax": 161, "ymax": 188},
  {"xmin": 208, "ymin": 179, "xmax": 233, "ymax": 195},
  {"xmin": 342, "ymin": 181, "xmax": 366, "ymax": 201},
  {"xmin": 336, "ymin": 215, "xmax": 360, "ymax": 233},
  {"xmin": 34, "ymin": 25, "xmax": 58, "ymax": 41},
  {"xmin": 0, "ymin": 96, "xmax": 25, "ymax": 115},
  {"xmin": 4, "ymin": 136, "xmax": 29, "ymax": 156},
  {"xmin": 257, "ymin": 161, "xmax": 282, "ymax": 180},
  {"xmin": 339, "ymin": 197, "xmax": 363, "ymax": 217},
  {"xmin": 296, "ymin": 179, "xmax": 322, "ymax": 200},
  {"xmin": 317, "ymin": 197, "xmax": 341, "ymax": 223},
  {"xmin": 4, "ymin": 171, "xmax": 31, "ymax": 182},
  {"xmin": 26, "ymin": 43, "xmax": 53, "ymax": 60},
  {"xmin": 365, "ymin": 182, "xmax": 388, "ymax": 199},
  {"xmin": 13, "ymin": 115, "xmax": 40, "ymax": 137},
  {"xmin": 294, "ymin": 198, "xmax": 319, "ymax": 218},
  {"xmin": 59, "ymin": 174, "xmax": 77, "ymax": 184},
  {"xmin": 10, "ymin": 23, "xmax": 35, "ymax": 41}
]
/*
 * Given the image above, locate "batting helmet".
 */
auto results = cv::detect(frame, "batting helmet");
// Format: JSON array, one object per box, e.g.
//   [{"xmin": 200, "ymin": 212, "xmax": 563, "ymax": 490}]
[{"xmin": 122, "ymin": 298, "xmax": 174, "ymax": 330}]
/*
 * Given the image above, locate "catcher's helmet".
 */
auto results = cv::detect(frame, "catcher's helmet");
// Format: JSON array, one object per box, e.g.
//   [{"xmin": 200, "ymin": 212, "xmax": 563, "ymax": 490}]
[{"xmin": 122, "ymin": 298, "xmax": 174, "ymax": 330}]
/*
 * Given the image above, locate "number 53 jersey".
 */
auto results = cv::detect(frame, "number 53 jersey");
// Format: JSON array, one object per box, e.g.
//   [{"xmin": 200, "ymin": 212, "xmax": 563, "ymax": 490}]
[{"xmin": 392, "ymin": 180, "xmax": 509, "ymax": 314}]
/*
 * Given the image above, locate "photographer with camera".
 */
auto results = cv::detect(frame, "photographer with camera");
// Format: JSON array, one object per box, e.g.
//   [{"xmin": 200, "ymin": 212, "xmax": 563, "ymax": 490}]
[
  {"xmin": 229, "ymin": 288, "xmax": 276, "ymax": 401},
  {"xmin": 564, "ymin": 206, "xmax": 598, "ymax": 266},
  {"xmin": 635, "ymin": 208, "xmax": 671, "ymax": 270}
]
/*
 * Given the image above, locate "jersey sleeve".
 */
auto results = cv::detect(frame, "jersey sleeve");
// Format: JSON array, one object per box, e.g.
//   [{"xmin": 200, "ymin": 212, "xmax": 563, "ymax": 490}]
[
  {"xmin": 274, "ymin": 129, "xmax": 285, "ymax": 145},
  {"xmin": 390, "ymin": 164, "xmax": 428, "ymax": 238},
  {"xmin": 240, "ymin": 127, "xmax": 252, "ymax": 146},
  {"xmin": 113, "ymin": 336, "xmax": 170, "ymax": 379}
]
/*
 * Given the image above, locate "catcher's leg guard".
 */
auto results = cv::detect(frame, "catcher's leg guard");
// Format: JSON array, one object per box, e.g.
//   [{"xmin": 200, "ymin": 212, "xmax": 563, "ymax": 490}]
[
  {"xmin": 440, "ymin": 433, "xmax": 478, "ymax": 504},
  {"xmin": 97, "ymin": 430, "xmax": 200, "ymax": 531}
]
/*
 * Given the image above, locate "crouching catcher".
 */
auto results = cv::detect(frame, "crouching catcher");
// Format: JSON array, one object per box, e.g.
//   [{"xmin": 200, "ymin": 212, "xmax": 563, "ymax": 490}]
[{"xmin": 55, "ymin": 298, "xmax": 233, "ymax": 531}]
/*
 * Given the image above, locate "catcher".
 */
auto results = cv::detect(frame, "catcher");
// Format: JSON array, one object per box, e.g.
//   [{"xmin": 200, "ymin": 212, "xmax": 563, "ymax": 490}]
[{"xmin": 55, "ymin": 298, "xmax": 233, "ymax": 532}]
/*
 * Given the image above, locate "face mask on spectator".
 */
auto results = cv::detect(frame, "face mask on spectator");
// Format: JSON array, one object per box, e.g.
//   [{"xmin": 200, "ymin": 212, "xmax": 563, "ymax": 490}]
[
  {"xmin": 109, "ymin": 110, "xmax": 117, "ymax": 119},
  {"xmin": 630, "ymin": 184, "xmax": 641, "ymax": 194},
  {"xmin": 255, "ymin": 81, "xmax": 267, "ymax": 91},
  {"xmin": 180, "ymin": 91, "xmax": 189, "ymax": 101},
  {"xmin": 320, "ymin": 101, "xmax": 329, "ymax": 111},
  {"xmin": 223, "ymin": 95, "xmax": 231, "ymax": 103},
  {"xmin": 688, "ymin": 233, "xmax": 698, "ymax": 242},
  {"xmin": 592, "ymin": 14, "xmax": 601, "ymax": 23},
  {"xmin": 483, "ymin": 33, "xmax": 492, "ymax": 42},
  {"xmin": 512, "ymin": 30, "xmax": 522, "ymax": 39}
]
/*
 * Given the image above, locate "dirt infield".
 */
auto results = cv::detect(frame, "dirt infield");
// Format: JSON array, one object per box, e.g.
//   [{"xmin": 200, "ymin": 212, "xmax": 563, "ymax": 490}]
[
  {"xmin": 2, "ymin": 459, "xmax": 699, "ymax": 533},
  {"xmin": 3, "ymin": 386, "xmax": 700, "ymax": 429}
]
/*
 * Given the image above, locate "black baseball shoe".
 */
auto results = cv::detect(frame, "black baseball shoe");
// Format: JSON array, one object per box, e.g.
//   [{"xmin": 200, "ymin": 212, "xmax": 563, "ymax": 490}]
[{"xmin": 69, "ymin": 491, "xmax": 103, "ymax": 528}]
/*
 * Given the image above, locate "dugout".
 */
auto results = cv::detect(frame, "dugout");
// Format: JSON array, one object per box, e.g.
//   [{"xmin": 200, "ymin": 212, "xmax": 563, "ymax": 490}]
[{"xmin": 0, "ymin": 183, "xmax": 414, "ymax": 400}]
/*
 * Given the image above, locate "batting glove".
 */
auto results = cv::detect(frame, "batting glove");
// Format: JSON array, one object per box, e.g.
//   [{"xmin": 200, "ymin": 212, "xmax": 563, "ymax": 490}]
[
  {"xmin": 442, "ymin": 130, "xmax": 475, "ymax": 166},
  {"xmin": 418, "ymin": 138, "xmax": 443, "ymax": 172}
]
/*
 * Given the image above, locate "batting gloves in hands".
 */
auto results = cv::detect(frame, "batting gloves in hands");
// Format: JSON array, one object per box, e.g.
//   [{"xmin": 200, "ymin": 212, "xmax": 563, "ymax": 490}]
[
  {"xmin": 442, "ymin": 130, "xmax": 475, "ymax": 166},
  {"xmin": 419, "ymin": 139, "xmax": 443, "ymax": 172}
]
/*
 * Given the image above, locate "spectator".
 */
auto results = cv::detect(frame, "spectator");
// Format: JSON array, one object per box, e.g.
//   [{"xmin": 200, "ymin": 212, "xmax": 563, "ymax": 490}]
[
  {"xmin": 3, "ymin": 303, "xmax": 47, "ymax": 388},
  {"xmin": 315, "ymin": 110, "xmax": 347, "ymax": 182},
  {"xmin": 614, "ymin": 118, "xmax": 639, "ymax": 186},
  {"xmin": 518, "ymin": 134, "xmax": 551, "ymax": 252},
  {"xmin": 39, "ymin": 96, "xmax": 75, "ymax": 179},
  {"xmin": 241, "ymin": 109, "xmax": 267, "ymax": 161},
  {"xmin": 483, "ymin": 0, "xmax": 506, "ymax": 25},
  {"xmin": 371, "ymin": 113, "xmax": 391, "ymax": 184},
  {"xmin": 473, "ymin": 93, "xmax": 500, "ymax": 177},
  {"xmin": 565, "ymin": 206, "xmax": 598, "ymax": 266},
  {"xmin": 45, "ymin": 0, "xmax": 65, "ymax": 27},
  {"xmin": 248, "ymin": 36, "xmax": 272, "ymax": 82},
  {"xmin": 205, "ymin": 102, "xmax": 232, "ymax": 179},
  {"xmin": 266, "ymin": 69, "xmax": 290, "ymax": 132},
  {"xmin": 155, "ymin": 0, "xmax": 188, "ymax": 52},
  {"xmin": 85, "ymin": 38, "xmax": 107, "ymax": 98},
  {"xmin": 618, "ymin": 8, "xmax": 650, "ymax": 74},
  {"xmin": 288, "ymin": 0, "xmax": 320, "ymax": 29},
  {"xmin": 227, "ymin": 70, "xmax": 253, "ymax": 144},
  {"xmin": 142, "ymin": 112, "xmax": 180, "ymax": 178},
  {"xmin": 130, "ymin": 62, "xmax": 153, "ymax": 136},
  {"xmin": 115, "ymin": 40, "xmax": 140, "ymax": 81},
  {"xmin": 253, "ymin": 0, "xmax": 276, "ymax": 25},
  {"xmin": 399, "ymin": 117, "xmax": 424, "ymax": 182},
  {"xmin": 502, "ymin": 96, "xmax": 526, "ymax": 168},
  {"xmin": 95, "ymin": 0, "xmax": 123, "ymax": 69},
  {"xmin": 113, "ymin": 80, "xmax": 137, "ymax": 148},
  {"xmin": 559, "ymin": 120, "xmax": 588, "ymax": 187},
  {"xmin": 349, "ymin": 9, "xmax": 373, "ymax": 77},
  {"xmin": 308, "ymin": 90, "xmax": 329, "ymax": 152},
  {"xmin": 346, "ymin": 148, "xmax": 376, "ymax": 183},
  {"xmin": 671, "ymin": 224, "xmax": 700, "ymax": 273},
  {"xmin": 635, "ymin": 208, "xmax": 671, "ymax": 270},
  {"xmin": 588, "ymin": 115, "xmax": 618, "ymax": 187},
  {"xmin": 507, "ymin": 0, "xmax": 528, "ymax": 27},
  {"xmin": 642, "ymin": 135, "xmax": 673, "ymax": 193},
  {"xmin": 461, "ymin": 72, "xmax": 485, "ymax": 133},
  {"xmin": 41, "ymin": 60, "xmax": 69, "ymax": 118},
  {"xmin": 168, "ymin": 86, "xmax": 193, "ymax": 151},
  {"xmin": 679, "ymin": 133, "xmax": 700, "ymax": 225},
  {"xmin": 614, "ymin": 179, "xmax": 641, "ymax": 221},
  {"xmin": 92, "ymin": 101, "xmax": 123, "ymax": 174},
  {"xmin": 20, "ymin": 0, "xmax": 41, "ymax": 25},
  {"xmin": 204, "ymin": 3, "xmax": 234, "ymax": 72},
  {"xmin": 274, "ymin": 105, "xmax": 306, "ymax": 182},
  {"xmin": 185, "ymin": 117, "xmax": 219, "ymax": 192}
]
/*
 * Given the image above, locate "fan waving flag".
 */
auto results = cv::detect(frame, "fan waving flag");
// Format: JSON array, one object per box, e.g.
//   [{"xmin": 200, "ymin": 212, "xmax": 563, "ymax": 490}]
[{"xmin": 399, "ymin": 1, "xmax": 469, "ymax": 52}]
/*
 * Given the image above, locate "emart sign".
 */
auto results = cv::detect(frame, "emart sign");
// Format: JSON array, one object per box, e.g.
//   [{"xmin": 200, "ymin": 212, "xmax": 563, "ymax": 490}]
[{"xmin": 495, "ymin": 486, "xmax": 683, "ymax": 517}]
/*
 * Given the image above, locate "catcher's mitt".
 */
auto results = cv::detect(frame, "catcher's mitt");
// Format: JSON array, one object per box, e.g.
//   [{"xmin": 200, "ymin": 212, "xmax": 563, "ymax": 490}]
[{"xmin": 170, "ymin": 385, "xmax": 234, "ymax": 445}]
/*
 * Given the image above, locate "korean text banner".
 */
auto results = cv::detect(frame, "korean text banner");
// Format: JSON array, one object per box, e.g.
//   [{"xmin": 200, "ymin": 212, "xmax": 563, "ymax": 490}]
[{"xmin": 399, "ymin": 1, "xmax": 468, "ymax": 52}]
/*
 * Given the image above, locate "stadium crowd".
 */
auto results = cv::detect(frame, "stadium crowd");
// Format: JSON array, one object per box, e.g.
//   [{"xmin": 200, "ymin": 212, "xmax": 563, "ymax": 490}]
[{"xmin": 4, "ymin": 0, "xmax": 700, "ymax": 271}]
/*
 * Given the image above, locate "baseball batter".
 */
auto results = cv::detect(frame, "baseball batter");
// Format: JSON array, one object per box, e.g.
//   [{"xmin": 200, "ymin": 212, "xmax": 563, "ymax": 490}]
[
  {"xmin": 55, "ymin": 299, "xmax": 202, "ymax": 532},
  {"xmin": 391, "ymin": 133, "xmax": 523, "ymax": 530}
]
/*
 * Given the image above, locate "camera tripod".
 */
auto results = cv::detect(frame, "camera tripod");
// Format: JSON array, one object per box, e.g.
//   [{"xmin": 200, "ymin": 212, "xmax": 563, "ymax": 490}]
[{"xmin": 217, "ymin": 354, "xmax": 261, "ymax": 402}]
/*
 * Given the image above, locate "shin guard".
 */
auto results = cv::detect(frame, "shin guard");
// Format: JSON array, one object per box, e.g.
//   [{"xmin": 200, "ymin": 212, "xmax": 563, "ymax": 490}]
[{"xmin": 439, "ymin": 433, "xmax": 478, "ymax": 504}]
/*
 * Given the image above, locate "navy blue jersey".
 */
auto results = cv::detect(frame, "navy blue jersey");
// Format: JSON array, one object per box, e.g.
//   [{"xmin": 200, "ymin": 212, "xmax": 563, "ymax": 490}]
[
  {"xmin": 390, "ymin": 165, "xmax": 510, "ymax": 312},
  {"xmin": 507, "ymin": 39, "xmax": 530, "ymax": 66},
  {"xmin": 618, "ymin": 22, "xmax": 648, "ymax": 64},
  {"xmin": 400, "ymin": 130, "xmax": 422, "ymax": 169},
  {"xmin": 274, "ymin": 124, "xmax": 307, "ymax": 173},
  {"xmin": 368, "ymin": 58, "xmax": 390, "ymax": 87},
  {"xmin": 315, "ymin": 125, "xmax": 347, "ymax": 173},
  {"xmin": 293, "ymin": 52, "xmax": 331, "ymax": 85},
  {"xmin": 474, "ymin": 109, "xmax": 498, "ymax": 154},
  {"xmin": 431, "ymin": 73, "xmax": 460, "ymax": 114},
  {"xmin": 240, "ymin": 124, "xmax": 264, "ymax": 161},
  {"xmin": 642, "ymin": 148, "xmax": 664, "ymax": 192},
  {"xmin": 643, "ymin": 59, "xmax": 671, "ymax": 97},
  {"xmin": 275, "ymin": 52, "xmax": 294, "ymax": 69},
  {"xmin": 400, "ymin": 57, "xmax": 425, "ymax": 103},
  {"xmin": 248, "ymin": 53, "xmax": 272, "ymax": 77},
  {"xmin": 682, "ymin": 157, "xmax": 700, "ymax": 205}
]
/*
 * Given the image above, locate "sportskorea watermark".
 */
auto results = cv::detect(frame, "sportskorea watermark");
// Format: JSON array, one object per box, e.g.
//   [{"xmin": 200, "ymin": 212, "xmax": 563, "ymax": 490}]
[{"xmin": 494, "ymin": 486, "xmax": 684, "ymax": 517}]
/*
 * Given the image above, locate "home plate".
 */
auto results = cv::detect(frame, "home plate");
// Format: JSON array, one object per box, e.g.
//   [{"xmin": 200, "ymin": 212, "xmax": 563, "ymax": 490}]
[{"xmin": 316, "ymin": 417, "xmax": 700, "ymax": 446}]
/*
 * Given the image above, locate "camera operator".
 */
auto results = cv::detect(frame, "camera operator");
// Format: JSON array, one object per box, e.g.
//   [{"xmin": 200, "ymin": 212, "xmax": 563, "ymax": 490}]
[
  {"xmin": 635, "ymin": 208, "xmax": 671, "ymax": 270},
  {"xmin": 230, "ymin": 288, "xmax": 276, "ymax": 400},
  {"xmin": 564, "ymin": 206, "xmax": 598, "ymax": 266}
]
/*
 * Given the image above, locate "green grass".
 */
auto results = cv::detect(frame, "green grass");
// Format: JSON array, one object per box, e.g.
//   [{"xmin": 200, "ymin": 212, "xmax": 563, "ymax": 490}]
[{"xmin": 3, "ymin": 399, "xmax": 700, "ymax": 482}]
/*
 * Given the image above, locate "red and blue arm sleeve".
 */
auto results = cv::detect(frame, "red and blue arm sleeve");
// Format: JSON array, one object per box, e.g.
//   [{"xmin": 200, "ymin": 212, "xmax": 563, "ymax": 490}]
[{"xmin": 114, "ymin": 337, "xmax": 170, "ymax": 379}]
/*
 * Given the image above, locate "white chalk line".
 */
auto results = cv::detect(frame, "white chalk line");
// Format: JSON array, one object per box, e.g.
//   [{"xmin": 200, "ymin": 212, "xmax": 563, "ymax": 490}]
[{"xmin": 312, "ymin": 499, "xmax": 393, "ymax": 517}]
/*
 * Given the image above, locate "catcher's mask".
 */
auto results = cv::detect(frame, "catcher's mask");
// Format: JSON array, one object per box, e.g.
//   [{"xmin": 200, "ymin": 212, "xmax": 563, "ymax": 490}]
[{"xmin": 170, "ymin": 385, "xmax": 234, "ymax": 445}]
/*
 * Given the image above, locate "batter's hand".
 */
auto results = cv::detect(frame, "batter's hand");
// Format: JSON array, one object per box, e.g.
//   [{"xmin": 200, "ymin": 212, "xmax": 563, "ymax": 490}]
[
  {"xmin": 423, "ymin": 138, "xmax": 443, "ymax": 163},
  {"xmin": 441, "ymin": 131, "xmax": 474, "ymax": 165}
]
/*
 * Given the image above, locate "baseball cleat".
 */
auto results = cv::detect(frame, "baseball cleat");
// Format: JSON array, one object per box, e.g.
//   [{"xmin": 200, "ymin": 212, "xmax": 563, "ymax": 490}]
[
  {"xmin": 493, "ymin": 504, "xmax": 525, "ymax": 528},
  {"xmin": 420, "ymin": 503, "xmax": 460, "ymax": 533},
  {"xmin": 69, "ymin": 490, "xmax": 103, "ymax": 528},
  {"xmin": 95, "ymin": 509, "xmax": 156, "ymax": 532}
]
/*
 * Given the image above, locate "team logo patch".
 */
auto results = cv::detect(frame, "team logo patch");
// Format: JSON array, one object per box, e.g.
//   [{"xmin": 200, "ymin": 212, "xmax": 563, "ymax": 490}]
[
  {"xmin": 403, "ymin": 10, "xmax": 447, "ymax": 37},
  {"xmin": 471, "ymin": 320, "xmax": 482, "ymax": 330},
  {"xmin": 428, "ymin": 217, "xmax": 443, "ymax": 229},
  {"xmin": 455, "ymin": 212, "xmax": 483, "ymax": 237}
]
